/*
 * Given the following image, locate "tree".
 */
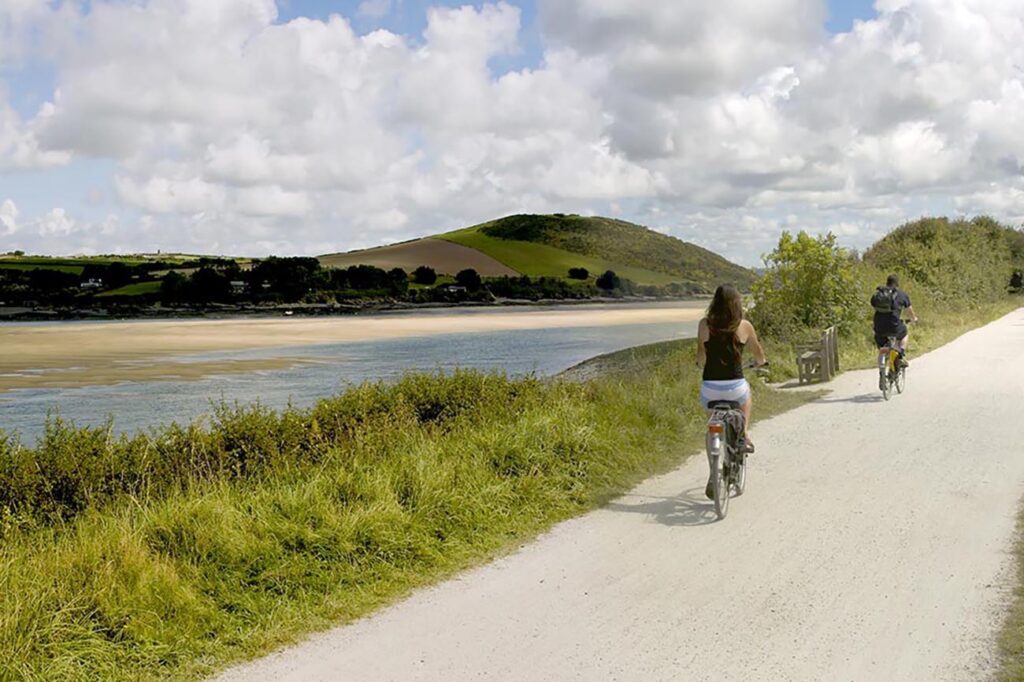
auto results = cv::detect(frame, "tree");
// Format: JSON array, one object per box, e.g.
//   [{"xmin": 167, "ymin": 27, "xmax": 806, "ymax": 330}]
[
  {"xmin": 455, "ymin": 268, "xmax": 482, "ymax": 291},
  {"xmin": 750, "ymin": 231, "xmax": 861, "ymax": 337},
  {"xmin": 250, "ymin": 256, "xmax": 322, "ymax": 301},
  {"xmin": 189, "ymin": 266, "xmax": 232, "ymax": 303},
  {"xmin": 595, "ymin": 270, "xmax": 620, "ymax": 291},
  {"xmin": 160, "ymin": 271, "xmax": 187, "ymax": 305},
  {"xmin": 105, "ymin": 262, "xmax": 133, "ymax": 288},
  {"xmin": 413, "ymin": 266, "xmax": 437, "ymax": 285},
  {"xmin": 568, "ymin": 267, "xmax": 589, "ymax": 280},
  {"xmin": 345, "ymin": 264, "xmax": 390, "ymax": 290},
  {"xmin": 388, "ymin": 267, "xmax": 409, "ymax": 294}
]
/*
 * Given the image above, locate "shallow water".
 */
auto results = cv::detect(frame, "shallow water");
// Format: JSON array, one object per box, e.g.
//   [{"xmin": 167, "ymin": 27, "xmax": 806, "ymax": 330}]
[{"xmin": 1, "ymin": 305, "xmax": 700, "ymax": 443}]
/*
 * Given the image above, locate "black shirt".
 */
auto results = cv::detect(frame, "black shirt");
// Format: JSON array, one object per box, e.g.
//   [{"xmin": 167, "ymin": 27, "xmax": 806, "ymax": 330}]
[
  {"xmin": 873, "ymin": 288, "xmax": 912, "ymax": 334},
  {"xmin": 703, "ymin": 329, "xmax": 745, "ymax": 381}
]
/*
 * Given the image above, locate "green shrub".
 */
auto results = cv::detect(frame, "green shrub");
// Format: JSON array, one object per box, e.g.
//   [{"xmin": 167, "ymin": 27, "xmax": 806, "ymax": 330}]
[
  {"xmin": 864, "ymin": 216, "xmax": 1024, "ymax": 303},
  {"xmin": 750, "ymin": 231, "xmax": 862, "ymax": 338}
]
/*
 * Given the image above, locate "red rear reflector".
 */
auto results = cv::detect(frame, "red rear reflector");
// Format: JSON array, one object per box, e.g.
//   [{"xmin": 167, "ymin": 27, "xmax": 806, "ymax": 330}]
[{"xmin": 708, "ymin": 424, "xmax": 724, "ymax": 434}]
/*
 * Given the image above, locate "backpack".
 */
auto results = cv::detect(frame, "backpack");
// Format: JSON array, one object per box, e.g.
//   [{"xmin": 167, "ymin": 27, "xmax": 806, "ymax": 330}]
[{"xmin": 870, "ymin": 286, "xmax": 899, "ymax": 314}]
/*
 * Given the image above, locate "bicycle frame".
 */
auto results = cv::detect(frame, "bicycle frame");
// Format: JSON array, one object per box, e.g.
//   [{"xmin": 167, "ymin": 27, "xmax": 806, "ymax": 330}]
[
  {"xmin": 878, "ymin": 343, "xmax": 899, "ymax": 373},
  {"xmin": 706, "ymin": 405, "xmax": 746, "ymax": 519}
]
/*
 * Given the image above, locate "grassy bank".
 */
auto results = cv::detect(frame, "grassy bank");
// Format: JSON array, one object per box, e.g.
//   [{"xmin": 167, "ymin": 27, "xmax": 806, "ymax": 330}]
[
  {"xmin": 0, "ymin": 341, "xmax": 810, "ymax": 680},
  {"xmin": 1000, "ymin": 510, "xmax": 1024, "ymax": 680}
]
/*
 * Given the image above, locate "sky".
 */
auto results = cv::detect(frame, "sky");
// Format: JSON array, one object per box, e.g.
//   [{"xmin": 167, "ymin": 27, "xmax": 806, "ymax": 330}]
[{"xmin": 1, "ymin": 0, "xmax": 1023, "ymax": 266}]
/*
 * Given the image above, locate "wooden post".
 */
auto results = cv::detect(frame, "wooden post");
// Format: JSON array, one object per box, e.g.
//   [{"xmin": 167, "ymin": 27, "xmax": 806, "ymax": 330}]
[{"xmin": 831, "ymin": 326, "xmax": 840, "ymax": 373}]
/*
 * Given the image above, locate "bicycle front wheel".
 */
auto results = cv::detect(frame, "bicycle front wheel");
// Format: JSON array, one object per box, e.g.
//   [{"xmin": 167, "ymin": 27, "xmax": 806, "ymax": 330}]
[{"xmin": 895, "ymin": 366, "xmax": 906, "ymax": 394}]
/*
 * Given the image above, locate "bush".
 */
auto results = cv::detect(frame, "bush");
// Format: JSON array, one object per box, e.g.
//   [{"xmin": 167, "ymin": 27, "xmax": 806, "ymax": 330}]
[
  {"xmin": 750, "ymin": 231, "xmax": 861, "ymax": 338},
  {"xmin": 1011, "ymin": 270, "xmax": 1024, "ymax": 293},
  {"xmin": 412, "ymin": 266, "xmax": 437, "ymax": 285},
  {"xmin": 595, "ymin": 270, "xmax": 620, "ymax": 291},
  {"xmin": 863, "ymin": 216, "xmax": 1023, "ymax": 303},
  {"xmin": 455, "ymin": 268, "xmax": 482, "ymax": 291},
  {"xmin": 568, "ymin": 267, "xmax": 589, "ymax": 280}
]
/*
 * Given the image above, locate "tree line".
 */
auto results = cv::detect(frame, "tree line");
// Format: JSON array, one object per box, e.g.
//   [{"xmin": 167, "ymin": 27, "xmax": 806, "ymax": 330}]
[{"xmin": 0, "ymin": 254, "xmax": 700, "ymax": 310}]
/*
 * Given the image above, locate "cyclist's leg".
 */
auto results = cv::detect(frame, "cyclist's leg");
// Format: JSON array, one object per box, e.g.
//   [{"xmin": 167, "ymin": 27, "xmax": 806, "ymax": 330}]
[
  {"xmin": 739, "ymin": 380, "xmax": 753, "ymax": 448},
  {"xmin": 700, "ymin": 386, "xmax": 715, "ymax": 497},
  {"xmin": 874, "ymin": 332, "xmax": 888, "ymax": 365},
  {"xmin": 875, "ymin": 332, "xmax": 889, "ymax": 389},
  {"xmin": 897, "ymin": 324, "xmax": 910, "ymax": 365}
]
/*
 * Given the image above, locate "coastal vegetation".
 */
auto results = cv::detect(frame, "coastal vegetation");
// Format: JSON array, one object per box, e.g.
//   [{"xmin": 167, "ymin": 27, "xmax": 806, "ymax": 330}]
[
  {"xmin": 751, "ymin": 216, "xmax": 1024, "ymax": 376},
  {"xmin": 1, "ymin": 214, "xmax": 1022, "ymax": 679},
  {"xmin": 0, "ymin": 346, "xmax": 809, "ymax": 680}
]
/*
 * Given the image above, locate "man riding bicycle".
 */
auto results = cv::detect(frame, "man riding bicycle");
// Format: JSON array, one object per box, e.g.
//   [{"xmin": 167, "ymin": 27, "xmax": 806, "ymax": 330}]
[{"xmin": 871, "ymin": 274, "xmax": 919, "ymax": 386}]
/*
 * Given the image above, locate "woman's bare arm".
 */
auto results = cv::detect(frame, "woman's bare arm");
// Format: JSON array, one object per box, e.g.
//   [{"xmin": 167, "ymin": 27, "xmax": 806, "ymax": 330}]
[
  {"xmin": 695, "ymin": 318, "xmax": 708, "ymax": 369},
  {"xmin": 743, "ymin": 320, "xmax": 767, "ymax": 366}
]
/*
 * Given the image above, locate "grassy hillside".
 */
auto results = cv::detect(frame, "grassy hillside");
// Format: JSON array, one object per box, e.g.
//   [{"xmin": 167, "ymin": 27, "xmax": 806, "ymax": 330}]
[
  {"xmin": 441, "ymin": 226, "xmax": 680, "ymax": 285},
  {"xmin": 447, "ymin": 214, "xmax": 755, "ymax": 289}
]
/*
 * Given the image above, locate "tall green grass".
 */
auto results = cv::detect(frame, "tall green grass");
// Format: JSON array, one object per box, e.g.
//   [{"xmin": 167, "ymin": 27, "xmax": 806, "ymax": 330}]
[{"xmin": 0, "ymin": 344, "xmax": 810, "ymax": 680}]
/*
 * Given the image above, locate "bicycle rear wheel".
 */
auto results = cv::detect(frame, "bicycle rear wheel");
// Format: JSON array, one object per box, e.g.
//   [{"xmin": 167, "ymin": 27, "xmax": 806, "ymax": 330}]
[
  {"xmin": 733, "ymin": 454, "xmax": 747, "ymax": 496},
  {"xmin": 881, "ymin": 368, "xmax": 891, "ymax": 401},
  {"xmin": 712, "ymin": 455, "xmax": 730, "ymax": 519},
  {"xmin": 895, "ymin": 366, "xmax": 906, "ymax": 394}
]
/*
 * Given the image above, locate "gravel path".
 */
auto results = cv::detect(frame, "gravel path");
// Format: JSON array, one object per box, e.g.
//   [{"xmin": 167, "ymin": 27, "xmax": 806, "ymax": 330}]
[{"xmin": 217, "ymin": 308, "xmax": 1024, "ymax": 681}]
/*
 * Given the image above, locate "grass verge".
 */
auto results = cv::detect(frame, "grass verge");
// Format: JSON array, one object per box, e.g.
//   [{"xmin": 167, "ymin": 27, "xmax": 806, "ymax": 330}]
[
  {"xmin": 0, "ymin": 340, "xmax": 809, "ymax": 681},
  {"xmin": 760, "ymin": 297, "xmax": 1021, "ymax": 382},
  {"xmin": 1000, "ymin": 509, "xmax": 1024, "ymax": 680}
]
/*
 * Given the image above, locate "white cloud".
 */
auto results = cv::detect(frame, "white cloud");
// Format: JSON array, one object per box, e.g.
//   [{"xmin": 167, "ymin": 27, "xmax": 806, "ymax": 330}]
[
  {"xmin": 1, "ymin": 0, "xmax": 1024, "ymax": 263},
  {"xmin": 0, "ymin": 199, "xmax": 17, "ymax": 236},
  {"xmin": 0, "ymin": 96, "xmax": 71, "ymax": 170},
  {"xmin": 35, "ymin": 208, "xmax": 76, "ymax": 237},
  {"xmin": 234, "ymin": 186, "xmax": 311, "ymax": 217},
  {"xmin": 114, "ymin": 175, "xmax": 227, "ymax": 214}
]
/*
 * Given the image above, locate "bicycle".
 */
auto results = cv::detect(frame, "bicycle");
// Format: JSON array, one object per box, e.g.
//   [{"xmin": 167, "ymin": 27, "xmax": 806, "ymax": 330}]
[
  {"xmin": 705, "ymin": 361, "xmax": 768, "ymax": 520},
  {"xmin": 878, "ymin": 321, "xmax": 914, "ymax": 401}
]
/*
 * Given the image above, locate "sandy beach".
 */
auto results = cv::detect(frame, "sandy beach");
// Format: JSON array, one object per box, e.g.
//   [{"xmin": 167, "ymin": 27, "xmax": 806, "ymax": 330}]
[{"xmin": 0, "ymin": 304, "xmax": 704, "ymax": 393}]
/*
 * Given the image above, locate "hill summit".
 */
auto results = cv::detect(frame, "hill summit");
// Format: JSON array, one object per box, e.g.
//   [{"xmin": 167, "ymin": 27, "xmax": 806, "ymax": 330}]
[{"xmin": 321, "ymin": 213, "xmax": 753, "ymax": 292}]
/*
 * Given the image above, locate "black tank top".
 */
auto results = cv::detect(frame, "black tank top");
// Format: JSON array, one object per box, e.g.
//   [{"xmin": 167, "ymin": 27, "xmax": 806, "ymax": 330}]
[{"xmin": 703, "ymin": 327, "xmax": 745, "ymax": 381}]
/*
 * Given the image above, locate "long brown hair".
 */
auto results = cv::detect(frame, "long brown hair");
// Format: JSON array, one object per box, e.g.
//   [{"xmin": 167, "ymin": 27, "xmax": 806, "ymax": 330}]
[{"xmin": 706, "ymin": 284, "xmax": 743, "ymax": 334}]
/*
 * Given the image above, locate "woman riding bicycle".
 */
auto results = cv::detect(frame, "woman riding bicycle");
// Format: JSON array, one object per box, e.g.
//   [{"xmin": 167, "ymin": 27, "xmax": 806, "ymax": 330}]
[{"xmin": 695, "ymin": 284, "xmax": 767, "ymax": 499}]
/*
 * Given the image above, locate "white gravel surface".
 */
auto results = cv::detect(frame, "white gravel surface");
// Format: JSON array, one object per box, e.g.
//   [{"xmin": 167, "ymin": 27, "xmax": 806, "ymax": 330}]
[{"xmin": 217, "ymin": 308, "xmax": 1024, "ymax": 681}]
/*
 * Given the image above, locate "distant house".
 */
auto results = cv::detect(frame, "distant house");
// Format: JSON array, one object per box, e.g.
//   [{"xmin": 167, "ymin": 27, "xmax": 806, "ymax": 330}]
[
  {"xmin": 230, "ymin": 280, "xmax": 247, "ymax": 294},
  {"xmin": 80, "ymin": 278, "xmax": 104, "ymax": 289},
  {"xmin": 444, "ymin": 285, "xmax": 467, "ymax": 293}
]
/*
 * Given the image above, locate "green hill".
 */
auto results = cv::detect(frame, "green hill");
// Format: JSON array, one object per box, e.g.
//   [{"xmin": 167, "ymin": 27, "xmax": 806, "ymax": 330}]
[
  {"xmin": 440, "ymin": 214, "xmax": 754, "ymax": 290},
  {"xmin": 864, "ymin": 216, "xmax": 1024, "ymax": 301}
]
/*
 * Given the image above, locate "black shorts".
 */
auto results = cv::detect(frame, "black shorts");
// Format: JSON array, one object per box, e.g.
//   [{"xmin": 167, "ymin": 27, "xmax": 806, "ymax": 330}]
[{"xmin": 874, "ymin": 324, "xmax": 908, "ymax": 349}]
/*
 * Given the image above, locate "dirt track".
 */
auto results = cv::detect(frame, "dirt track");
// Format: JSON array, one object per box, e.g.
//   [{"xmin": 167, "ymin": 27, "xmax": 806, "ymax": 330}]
[{"xmin": 217, "ymin": 308, "xmax": 1024, "ymax": 681}]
